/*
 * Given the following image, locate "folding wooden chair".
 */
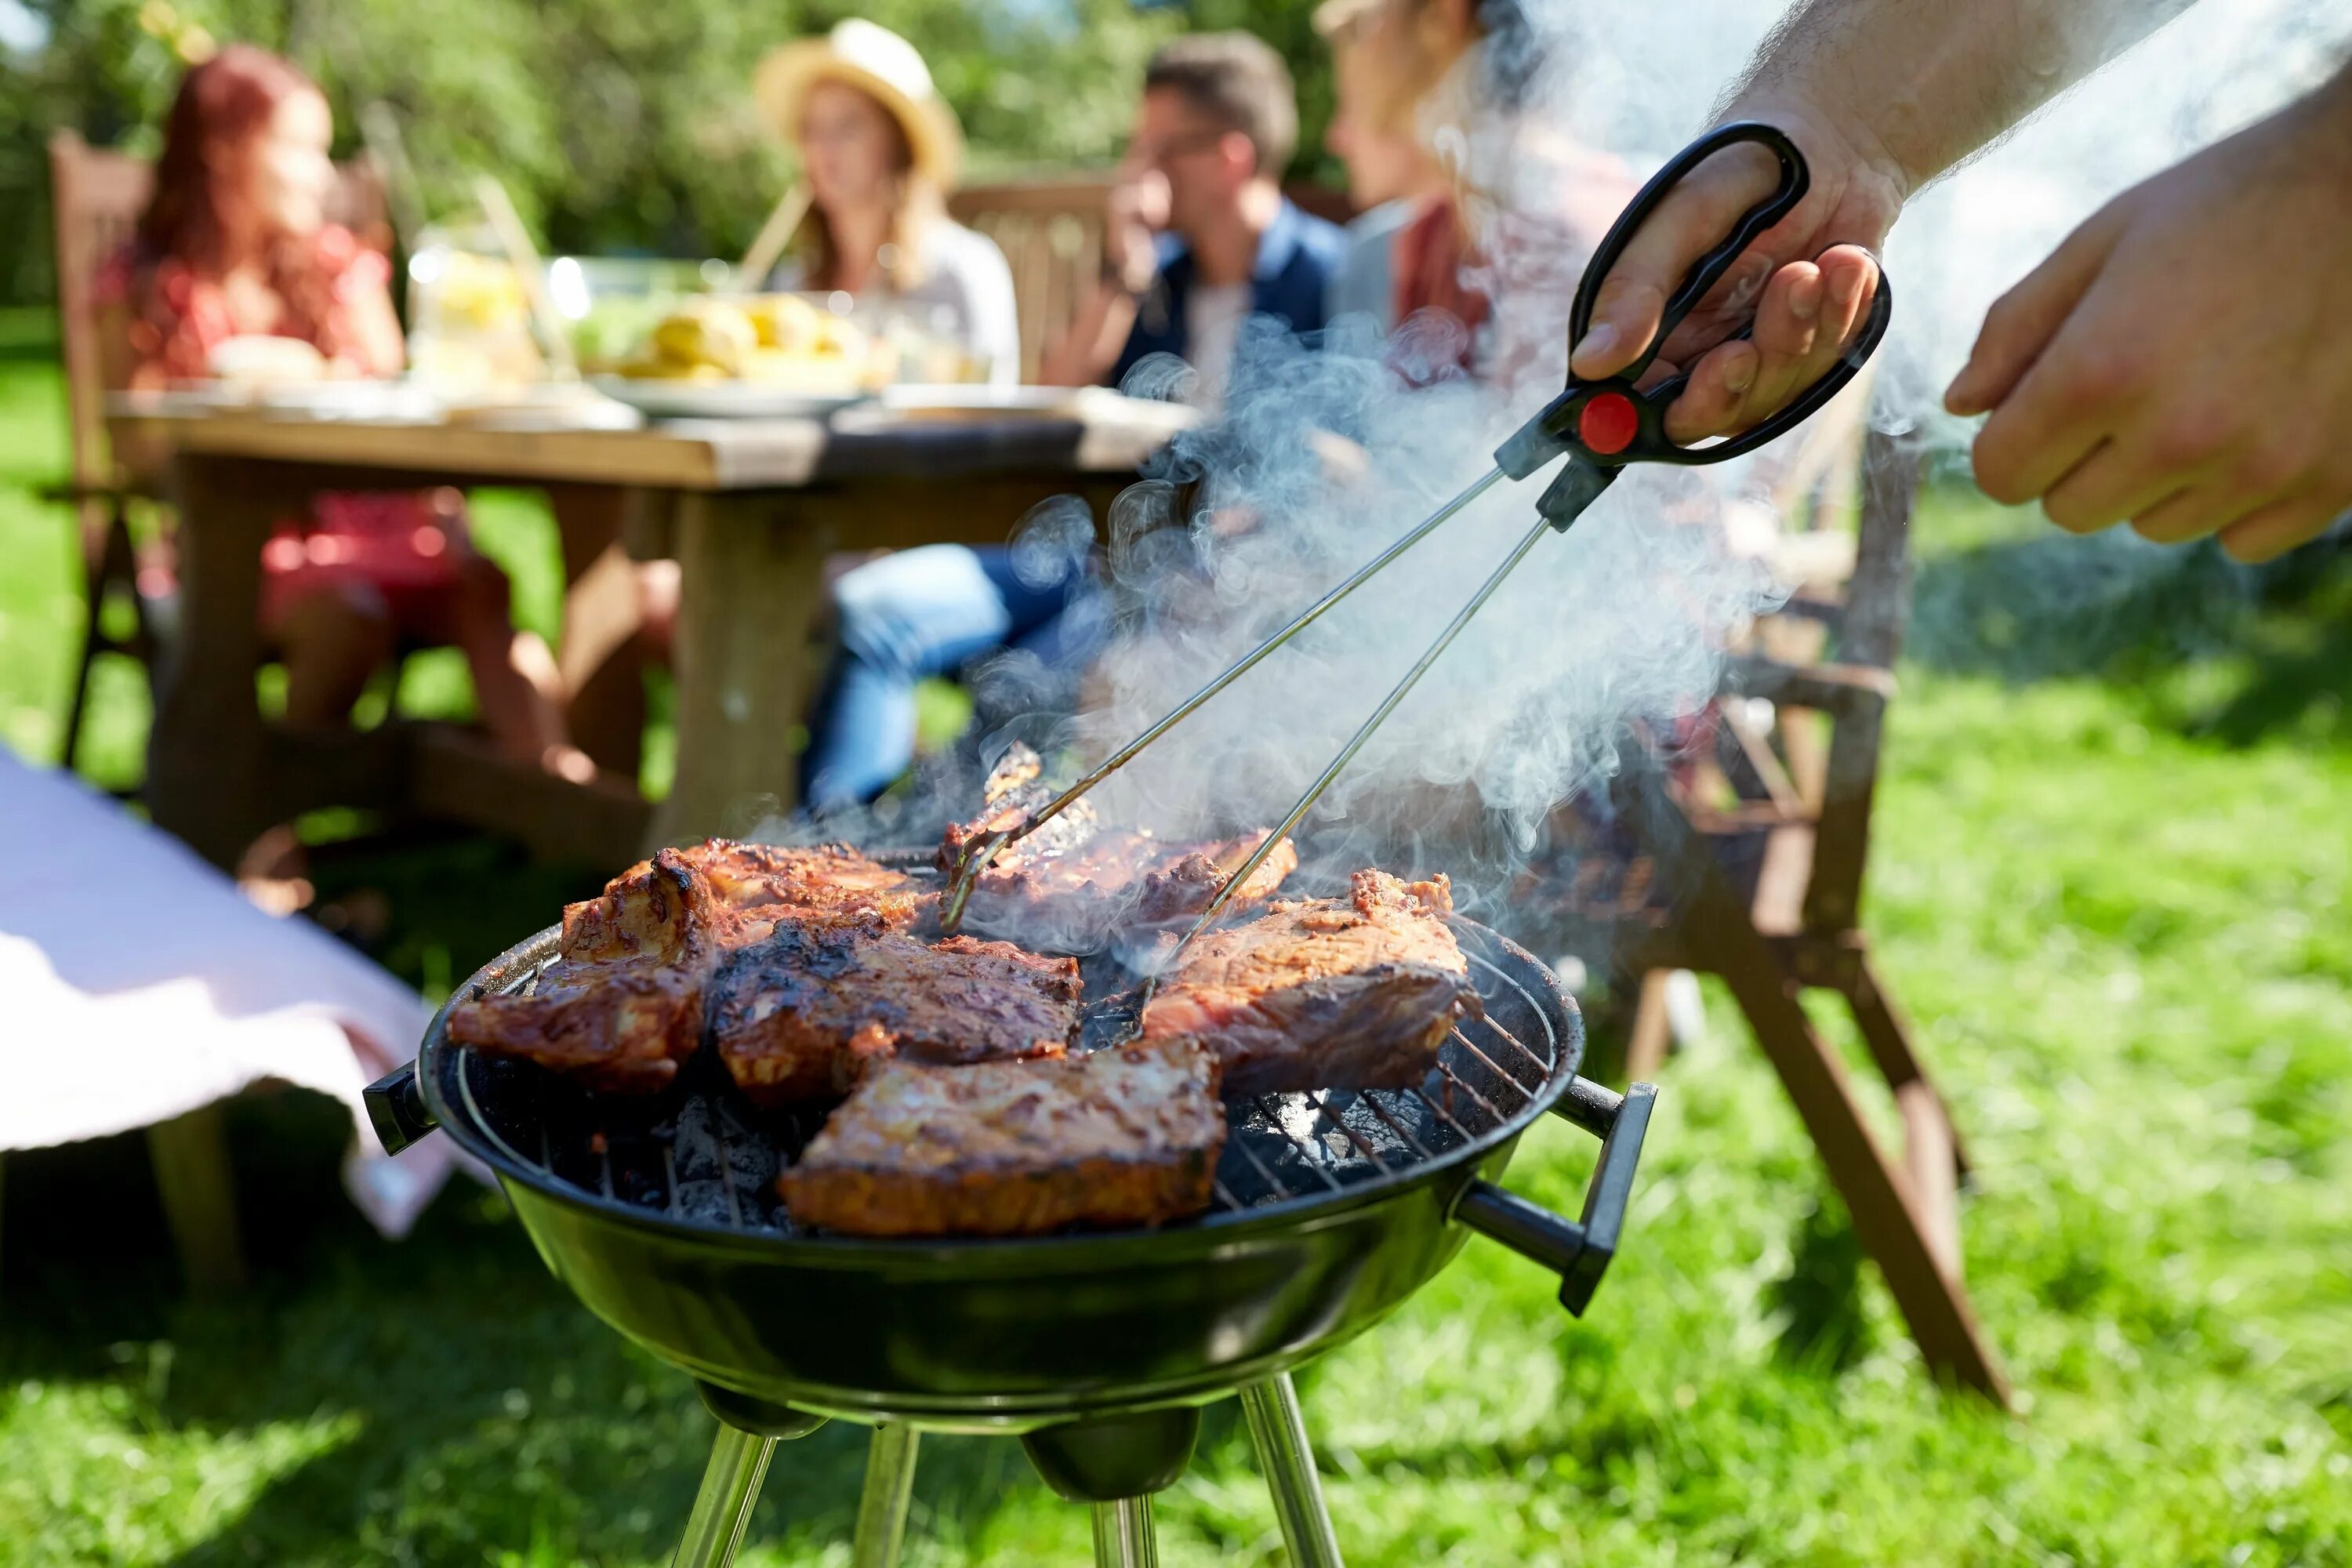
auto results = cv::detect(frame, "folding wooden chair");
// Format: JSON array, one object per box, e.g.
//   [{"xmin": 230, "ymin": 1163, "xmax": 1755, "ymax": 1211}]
[{"xmin": 1526, "ymin": 425, "xmax": 2009, "ymax": 1405}]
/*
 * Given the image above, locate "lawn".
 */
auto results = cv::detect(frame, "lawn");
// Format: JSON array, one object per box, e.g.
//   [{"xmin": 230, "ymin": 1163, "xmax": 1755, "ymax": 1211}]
[{"xmin": 2, "ymin": 306, "xmax": 2348, "ymax": 1566}]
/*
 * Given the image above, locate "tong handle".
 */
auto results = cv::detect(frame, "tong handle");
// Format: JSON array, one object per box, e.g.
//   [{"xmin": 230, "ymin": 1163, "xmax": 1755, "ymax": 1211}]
[
  {"xmin": 1496, "ymin": 122, "xmax": 1892, "ymax": 495},
  {"xmin": 1569, "ymin": 121, "xmax": 1809, "ymax": 381}
]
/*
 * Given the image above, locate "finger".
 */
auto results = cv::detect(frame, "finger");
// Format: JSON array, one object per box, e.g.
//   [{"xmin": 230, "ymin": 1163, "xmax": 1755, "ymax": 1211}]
[
  {"xmin": 1945, "ymin": 204, "xmax": 2125, "ymax": 416},
  {"xmin": 2126, "ymin": 480, "xmax": 2265, "ymax": 547},
  {"xmin": 1571, "ymin": 143, "xmax": 1781, "ymax": 380},
  {"xmin": 2214, "ymin": 492, "xmax": 2341, "ymax": 564},
  {"xmin": 1747, "ymin": 260, "xmax": 1824, "ymax": 361},
  {"xmin": 2041, "ymin": 436, "xmax": 2212, "ymax": 535},
  {"xmin": 1969, "ymin": 314, "xmax": 2126, "ymax": 506},
  {"xmin": 1661, "ymin": 341, "xmax": 1762, "ymax": 444}
]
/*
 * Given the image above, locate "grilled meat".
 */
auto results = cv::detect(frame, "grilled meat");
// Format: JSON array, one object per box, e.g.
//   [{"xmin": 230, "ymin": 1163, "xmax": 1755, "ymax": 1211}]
[
  {"xmin": 448, "ymin": 848, "xmax": 722, "ymax": 1094},
  {"xmin": 1138, "ymin": 869, "xmax": 1468, "ymax": 1097},
  {"xmin": 679, "ymin": 839, "xmax": 926, "ymax": 932},
  {"xmin": 446, "ymin": 841, "xmax": 924, "ymax": 1094},
  {"xmin": 956, "ymin": 826, "xmax": 1300, "ymax": 949},
  {"xmin": 937, "ymin": 742, "xmax": 1100, "ymax": 873},
  {"xmin": 711, "ymin": 920, "xmax": 1081, "ymax": 1107},
  {"xmin": 777, "ymin": 1036, "xmax": 1225, "ymax": 1236}
]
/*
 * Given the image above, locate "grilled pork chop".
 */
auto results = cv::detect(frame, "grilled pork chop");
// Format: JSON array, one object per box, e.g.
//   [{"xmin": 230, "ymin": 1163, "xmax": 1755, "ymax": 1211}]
[
  {"xmin": 711, "ymin": 920, "xmax": 1081, "ymax": 1106},
  {"xmin": 956, "ymin": 826, "xmax": 1301, "ymax": 948},
  {"xmin": 777, "ymin": 1036, "xmax": 1225, "ymax": 1236},
  {"xmin": 445, "ymin": 841, "xmax": 922, "ymax": 1093},
  {"xmin": 1138, "ymin": 869, "xmax": 1469, "ymax": 1098}
]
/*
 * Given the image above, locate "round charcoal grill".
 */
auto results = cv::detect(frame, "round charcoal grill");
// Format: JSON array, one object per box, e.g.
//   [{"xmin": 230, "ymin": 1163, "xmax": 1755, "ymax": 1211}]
[{"xmin": 368, "ymin": 901, "xmax": 1654, "ymax": 1568}]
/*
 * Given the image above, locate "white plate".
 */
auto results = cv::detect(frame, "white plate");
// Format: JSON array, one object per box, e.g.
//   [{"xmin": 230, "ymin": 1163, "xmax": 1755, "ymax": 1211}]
[
  {"xmin": 592, "ymin": 376, "xmax": 870, "ymax": 420},
  {"xmin": 877, "ymin": 383, "xmax": 1089, "ymax": 416}
]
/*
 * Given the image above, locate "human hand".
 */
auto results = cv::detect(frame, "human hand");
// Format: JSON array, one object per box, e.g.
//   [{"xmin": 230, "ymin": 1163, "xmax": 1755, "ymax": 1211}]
[
  {"xmin": 1102, "ymin": 164, "xmax": 1169, "ymax": 296},
  {"xmin": 1568, "ymin": 101, "xmax": 1904, "ymax": 445},
  {"xmin": 1945, "ymin": 82, "xmax": 2352, "ymax": 563}
]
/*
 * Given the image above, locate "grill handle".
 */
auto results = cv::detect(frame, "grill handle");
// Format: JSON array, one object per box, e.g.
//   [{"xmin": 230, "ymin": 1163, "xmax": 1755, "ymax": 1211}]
[
  {"xmin": 1454, "ymin": 1080, "xmax": 1657, "ymax": 1316},
  {"xmin": 364, "ymin": 1062, "xmax": 440, "ymax": 1156}
]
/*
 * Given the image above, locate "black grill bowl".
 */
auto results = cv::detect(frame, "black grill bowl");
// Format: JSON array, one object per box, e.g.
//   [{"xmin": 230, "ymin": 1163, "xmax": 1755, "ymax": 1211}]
[{"xmin": 397, "ymin": 919, "xmax": 1652, "ymax": 1432}]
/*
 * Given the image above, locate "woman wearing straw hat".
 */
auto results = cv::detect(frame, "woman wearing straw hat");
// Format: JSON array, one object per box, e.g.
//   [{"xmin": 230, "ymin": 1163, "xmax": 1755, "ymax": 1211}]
[{"xmin": 753, "ymin": 19, "xmax": 1018, "ymax": 383}]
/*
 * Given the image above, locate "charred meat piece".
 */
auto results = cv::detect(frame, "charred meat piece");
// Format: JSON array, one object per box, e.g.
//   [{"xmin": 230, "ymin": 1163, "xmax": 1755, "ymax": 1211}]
[
  {"xmin": 956, "ymin": 827, "xmax": 1299, "ymax": 949},
  {"xmin": 445, "ymin": 841, "xmax": 924, "ymax": 1095},
  {"xmin": 938, "ymin": 742, "xmax": 1100, "ymax": 873},
  {"xmin": 1138, "ymin": 870, "xmax": 1469, "ymax": 1098},
  {"xmin": 712, "ymin": 920, "xmax": 1081, "ymax": 1107},
  {"xmin": 677, "ymin": 839, "xmax": 927, "ymax": 932},
  {"xmin": 448, "ymin": 848, "xmax": 723, "ymax": 1094},
  {"xmin": 777, "ymin": 1036, "xmax": 1226, "ymax": 1236}
]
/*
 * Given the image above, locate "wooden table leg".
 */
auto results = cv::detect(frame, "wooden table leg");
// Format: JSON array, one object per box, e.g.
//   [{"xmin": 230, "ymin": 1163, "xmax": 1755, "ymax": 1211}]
[
  {"xmin": 147, "ymin": 456, "xmax": 278, "ymax": 868},
  {"xmin": 652, "ymin": 492, "xmax": 837, "ymax": 848},
  {"xmin": 147, "ymin": 1102, "xmax": 247, "ymax": 1294}
]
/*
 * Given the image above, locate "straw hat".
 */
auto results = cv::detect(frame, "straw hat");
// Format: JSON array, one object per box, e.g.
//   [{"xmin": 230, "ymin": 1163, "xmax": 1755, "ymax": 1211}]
[{"xmin": 754, "ymin": 20, "xmax": 964, "ymax": 191}]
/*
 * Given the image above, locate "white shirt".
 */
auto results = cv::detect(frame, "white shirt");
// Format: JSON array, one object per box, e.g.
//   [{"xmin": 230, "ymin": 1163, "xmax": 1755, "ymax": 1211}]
[{"xmin": 1185, "ymin": 281, "xmax": 1251, "ymax": 410}]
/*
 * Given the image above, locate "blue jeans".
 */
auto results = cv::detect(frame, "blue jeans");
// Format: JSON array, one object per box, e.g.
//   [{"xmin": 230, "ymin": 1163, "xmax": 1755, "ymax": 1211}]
[{"xmin": 800, "ymin": 544, "xmax": 1101, "ymax": 809}]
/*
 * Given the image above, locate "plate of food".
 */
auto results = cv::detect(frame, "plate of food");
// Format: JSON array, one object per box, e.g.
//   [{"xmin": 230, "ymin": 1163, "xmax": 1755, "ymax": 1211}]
[{"xmin": 593, "ymin": 293, "xmax": 888, "ymax": 419}]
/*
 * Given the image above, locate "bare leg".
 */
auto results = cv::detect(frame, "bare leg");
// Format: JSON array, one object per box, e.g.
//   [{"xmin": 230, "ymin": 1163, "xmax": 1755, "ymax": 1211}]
[
  {"xmin": 441, "ymin": 546, "xmax": 591, "ymax": 776},
  {"xmin": 274, "ymin": 580, "xmax": 395, "ymax": 730}
]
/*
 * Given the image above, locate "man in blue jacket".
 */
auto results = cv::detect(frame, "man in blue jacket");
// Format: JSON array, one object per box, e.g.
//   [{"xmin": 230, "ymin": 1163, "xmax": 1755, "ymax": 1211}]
[{"xmin": 1043, "ymin": 32, "xmax": 1346, "ymax": 407}]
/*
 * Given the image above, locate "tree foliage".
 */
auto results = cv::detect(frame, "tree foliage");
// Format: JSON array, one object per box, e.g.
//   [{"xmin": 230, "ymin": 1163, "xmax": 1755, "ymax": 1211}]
[{"xmin": 1, "ymin": 0, "xmax": 1341, "ymax": 303}]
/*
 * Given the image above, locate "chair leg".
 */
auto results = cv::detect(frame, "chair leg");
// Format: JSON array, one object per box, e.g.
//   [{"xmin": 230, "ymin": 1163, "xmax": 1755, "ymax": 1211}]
[
  {"xmin": 670, "ymin": 1423, "xmax": 776, "ymax": 1568},
  {"xmin": 1846, "ymin": 956, "xmax": 1973, "ymax": 1178},
  {"xmin": 1241, "ymin": 1372, "xmax": 1345, "ymax": 1568},
  {"xmin": 851, "ymin": 1424, "xmax": 920, "ymax": 1568},
  {"xmin": 1693, "ymin": 893, "xmax": 2010, "ymax": 1405},
  {"xmin": 1091, "ymin": 1497, "xmax": 1158, "ymax": 1568},
  {"xmin": 1623, "ymin": 968, "xmax": 1675, "ymax": 1083},
  {"xmin": 146, "ymin": 1102, "xmax": 246, "ymax": 1294}
]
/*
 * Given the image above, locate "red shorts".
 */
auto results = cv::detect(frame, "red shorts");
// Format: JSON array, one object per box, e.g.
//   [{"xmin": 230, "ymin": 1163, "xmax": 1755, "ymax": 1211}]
[{"xmin": 259, "ymin": 490, "xmax": 470, "ymax": 637}]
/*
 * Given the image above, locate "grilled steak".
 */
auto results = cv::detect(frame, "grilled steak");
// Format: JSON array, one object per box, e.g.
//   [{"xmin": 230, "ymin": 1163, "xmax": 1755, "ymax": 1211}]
[
  {"xmin": 937, "ymin": 742, "xmax": 1100, "ymax": 873},
  {"xmin": 680, "ymin": 839, "xmax": 926, "ymax": 932},
  {"xmin": 445, "ymin": 841, "xmax": 924, "ymax": 1093},
  {"xmin": 777, "ymin": 1036, "xmax": 1225, "ymax": 1236},
  {"xmin": 711, "ymin": 920, "xmax": 1081, "ymax": 1106},
  {"xmin": 448, "ymin": 848, "xmax": 722, "ymax": 1093},
  {"xmin": 1138, "ymin": 870, "xmax": 1469, "ymax": 1097},
  {"xmin": 956, "ymin": 826, "xmax": 1300, "ymax": 949}
]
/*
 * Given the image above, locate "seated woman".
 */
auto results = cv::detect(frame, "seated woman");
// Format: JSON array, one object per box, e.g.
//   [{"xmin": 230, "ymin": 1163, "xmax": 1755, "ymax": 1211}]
[
  {"xmin": 753, "ymin": 20, "xmax": 1019, "ymax": 382},
  {"xmin": 750, "ymin": 23, "xmax": 1069, "ymax": 809},
  {"xmin": 97, "ymin": 45, "xmax": 583, "ymax": 777}
]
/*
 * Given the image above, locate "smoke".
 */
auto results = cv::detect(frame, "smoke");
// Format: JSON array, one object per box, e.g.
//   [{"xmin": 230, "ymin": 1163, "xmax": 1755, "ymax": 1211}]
[{"xmin": 1009, "ymin": 0, "xmax": 2352, "ymax": 922}]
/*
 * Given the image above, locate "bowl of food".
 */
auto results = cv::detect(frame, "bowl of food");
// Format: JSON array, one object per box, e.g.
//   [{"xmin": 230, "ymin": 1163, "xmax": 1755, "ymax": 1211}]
[{"xmin": 593, "ymin": 292, "xmax": 895, "ymax": 419}]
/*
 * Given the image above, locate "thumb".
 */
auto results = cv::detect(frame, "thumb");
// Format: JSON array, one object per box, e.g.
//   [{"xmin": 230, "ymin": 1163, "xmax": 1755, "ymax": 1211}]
[
  {"xmin": 1570, "ymin": 141, "xmax": 1782, "ymax": 380},
  {"xmin": 1945, "ymin": 201, "xmax": 2124, "ymax": 416}
]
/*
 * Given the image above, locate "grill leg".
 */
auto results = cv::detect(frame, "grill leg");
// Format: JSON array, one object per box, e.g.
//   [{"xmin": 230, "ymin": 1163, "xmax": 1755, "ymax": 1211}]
[
  {"xmin": 670, "ymin": 1423, "xmax": 775, "ymax": 1568},
  {"xmin": 1241, "ymin": 1372, "xmax": 1345, "ymax": 1568},
  {"xmin": 851, "ymin": 1423, "xmax": 920, "ymax": 1568},
  {"xmin": 1090, "ymin": 1497, "xmax": 1158, "ymax": 1568}
]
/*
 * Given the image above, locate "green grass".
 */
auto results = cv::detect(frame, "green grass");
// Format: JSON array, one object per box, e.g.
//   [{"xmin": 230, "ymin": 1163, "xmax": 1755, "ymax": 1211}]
[{"xmin": 2, "ymin": 306, "xmax": 2349, "ymax": 1565}]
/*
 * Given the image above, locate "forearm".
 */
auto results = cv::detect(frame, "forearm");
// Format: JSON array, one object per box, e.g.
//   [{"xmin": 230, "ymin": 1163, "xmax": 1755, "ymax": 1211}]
[
  {"xmin": 1728, "ymin": 0, "xmax": 2202, "ymax": 194},
  {"xmin": 1037, "ymin": 286, "xmax": 1136, "ymax": 388}
]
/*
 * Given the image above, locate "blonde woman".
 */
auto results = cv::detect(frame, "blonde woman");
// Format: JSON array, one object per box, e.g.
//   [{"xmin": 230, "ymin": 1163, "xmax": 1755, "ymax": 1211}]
[{"xmin": 754, "ymin": 20, "xmax": 1018, "ymax": 383}]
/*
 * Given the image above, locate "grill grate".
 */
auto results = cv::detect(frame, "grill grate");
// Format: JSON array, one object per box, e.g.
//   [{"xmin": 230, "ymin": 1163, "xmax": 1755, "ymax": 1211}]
[{"xmin": 448, "ymin": 928, "xmax": 1566, "ymax": 1236}]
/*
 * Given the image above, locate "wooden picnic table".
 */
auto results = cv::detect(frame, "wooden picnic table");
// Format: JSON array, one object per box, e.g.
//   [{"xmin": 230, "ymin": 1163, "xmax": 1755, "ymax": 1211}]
[{"xmin": 109, "ymin": 394, "xmax": 1188, "ymax": 870}]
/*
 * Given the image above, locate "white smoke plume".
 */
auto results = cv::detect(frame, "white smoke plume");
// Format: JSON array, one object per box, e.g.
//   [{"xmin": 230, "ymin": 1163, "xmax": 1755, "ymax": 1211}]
[{"xmin": 989, "ymin": 0, "xmax": 2352, "ymax": 920}]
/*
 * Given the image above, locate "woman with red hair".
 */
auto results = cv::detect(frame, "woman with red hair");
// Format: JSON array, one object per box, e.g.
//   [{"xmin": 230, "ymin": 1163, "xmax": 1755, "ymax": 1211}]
[{"xmin": 98, "ymin": 45, "xmax": 579, "ymax": 773}]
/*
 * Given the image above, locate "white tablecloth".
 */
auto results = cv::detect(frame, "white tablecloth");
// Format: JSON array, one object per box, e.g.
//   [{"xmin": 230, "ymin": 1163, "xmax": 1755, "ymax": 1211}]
[{"xmin": 0, "ymin": 749, "xmax": 463, "ymax": 1236}]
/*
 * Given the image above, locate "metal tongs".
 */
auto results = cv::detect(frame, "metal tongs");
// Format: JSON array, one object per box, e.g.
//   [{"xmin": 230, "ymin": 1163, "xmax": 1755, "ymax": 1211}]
[{"xmin": 940, "ymin": 123, "xmax": 1893, "ymax": 953}]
